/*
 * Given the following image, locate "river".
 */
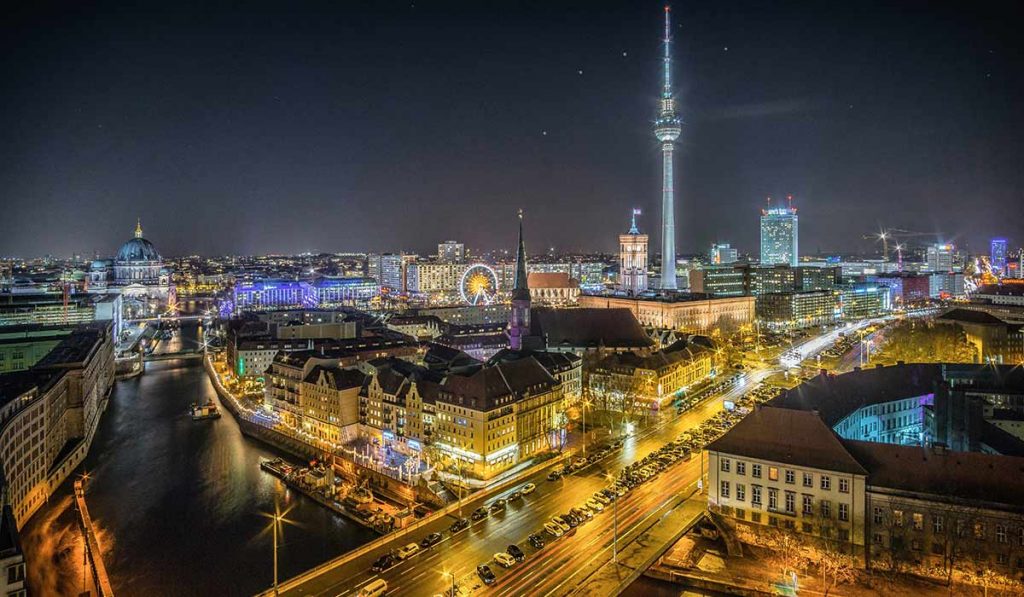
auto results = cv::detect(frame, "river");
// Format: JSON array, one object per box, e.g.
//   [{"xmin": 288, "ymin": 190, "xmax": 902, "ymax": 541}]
[{"xmin": 21, "ymin": 322, "xmax": 376, "ymax": 596}]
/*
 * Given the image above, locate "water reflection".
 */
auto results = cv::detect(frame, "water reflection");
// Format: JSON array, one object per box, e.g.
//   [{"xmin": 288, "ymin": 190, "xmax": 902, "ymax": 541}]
[{"xmin": 23, "ymin": 323, "xmax": 375, "ymax": 596}]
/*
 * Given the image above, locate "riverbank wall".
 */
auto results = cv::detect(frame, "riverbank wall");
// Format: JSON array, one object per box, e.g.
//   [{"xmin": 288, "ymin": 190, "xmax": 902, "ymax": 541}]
[{"xmin": 203, "ymin": 355, "xmax": 320, "ymax": 461}]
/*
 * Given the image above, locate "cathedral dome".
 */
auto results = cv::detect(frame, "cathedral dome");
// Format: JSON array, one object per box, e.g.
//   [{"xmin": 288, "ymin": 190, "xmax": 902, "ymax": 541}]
[
  {"xmin": 117, "ymin": 237, "xmax": 160, "ymax": 262},
  {"xmin": 115, "ymin": 220, "xmax": 161, "ymax": 262}
]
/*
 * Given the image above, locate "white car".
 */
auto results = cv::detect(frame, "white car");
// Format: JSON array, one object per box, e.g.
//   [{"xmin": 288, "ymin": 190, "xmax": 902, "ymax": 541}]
[
  {"xmin": 544, "ymin": 521, "xmax": 564, "ymax": 537},
  {"xmin": 586, "ymin": 499, "xmax": 604, "ymax": 512},
  {"xmin": 493, "ymin": 552, "xmax": 516, "ymax": 568},
  {"xmin": 552, "ymin": 517, "xmax": 572, "ymax": 532},
  {"xmin": 521, "ymin": 482, "xmax": 536, "ymax": 495},
  {"xmin": 593, "ymin": 493, "xmax": 611, "ymax": 505},
  {"xmin": 396, "ymin": 543, "xmax": 420, "ymax": 560}
]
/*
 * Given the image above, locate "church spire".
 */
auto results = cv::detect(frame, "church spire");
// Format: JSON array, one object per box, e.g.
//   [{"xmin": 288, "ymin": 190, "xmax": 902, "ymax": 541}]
[
  {"xmin": 135, "ymin": 218, "xmax": 144, "ymax": 239},
  {"xmin": 628, "ymin": 208, "xmax": 641, "ymax": 235},
  {"xmin": 511, "ymin": 209, "xmax": 530, "ymax": 300}
]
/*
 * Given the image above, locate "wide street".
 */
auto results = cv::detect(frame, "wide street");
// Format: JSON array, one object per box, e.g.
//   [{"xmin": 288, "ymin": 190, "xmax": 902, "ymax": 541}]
[{"xmin": 276, "ymin": 364, "xmax": 775, "ymax": 597}]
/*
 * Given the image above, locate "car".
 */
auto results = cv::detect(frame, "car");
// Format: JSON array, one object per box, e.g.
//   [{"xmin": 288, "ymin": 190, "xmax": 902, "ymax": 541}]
[
  {"xmin": 573, "ymin": 457, "xmax": 587, "ymax": 468},
  {"xmin": 450, "ymin": 517, "xmax": 470, "ymax": 533},
  {"xmin": 507, "ymin": 544, "xmax": 525, "ymax": 562},
  {"xmin": 494, "ymin": 552, "xmax": 516, "ymax": 568},
  {"xmin": 420, "ymin": 532, "xmax": 443, "ymax": 548},
  {"xmin": 586, "ymin": 499, "xmax": 604, "ymax": 512},
  {"xmin": 562, "ymin": 513, "xmax": 579, "ymax": 527},
  {"xmin": 544, "ymin": 521, "xmax": 564, "ymax": 537},
  {"xmin": 396, "ymin": 543, "xmax": 420, "ymax": 560},
  {"xmin": 507, "ymin": 490, "xmax": 522, "ymax": 501},
  {"xmin": 371, "ymin": 553, "xmax": 398, "ymax": 572},
  {"xmin": 471, "ymin": 507, "xmax": 489, "ymax": 521},
  {"xmin": 528, "ymin": 533, "xmax": 546, "ymax": 549},
  {"xmin": 593, "ymin": 493, "xmax": 611, "ymax": 505},
  {"xmin": 546, "ymin": 470, "xmax": 562, "ymax": 481},
  {"xmin": 570, "ymin": 507, "xmax": 593, "ymax": 521},
  {"xmin": 477, "ymin": 564, "xmax": 496, "ymax": 585},
  {"xmin": 521, "ymin": 482, "xmax": 536, "ymax": 495},
  {"xmin": 553, "ymin": 516, "xmax": 572, "ymax": 531},
  {"xmin": 489, "ymin": 499, "xmax": 507, "ymax": 514}
]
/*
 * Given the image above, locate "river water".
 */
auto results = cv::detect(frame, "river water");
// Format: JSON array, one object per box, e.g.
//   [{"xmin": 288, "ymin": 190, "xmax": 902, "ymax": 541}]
[{"xmin": 22, "ymin": 323, "xmax": 376, "ymax": 596}]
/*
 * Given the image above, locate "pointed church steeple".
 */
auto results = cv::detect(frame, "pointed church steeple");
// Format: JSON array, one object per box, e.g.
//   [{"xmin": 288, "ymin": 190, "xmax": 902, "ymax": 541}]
[
  {"xmin": 508, "ymin": 210, "xmax": 542, "ymax": 351},
  {"xmin": 512, "ymin": 209, "xmax": 530, "ymax": 301}
]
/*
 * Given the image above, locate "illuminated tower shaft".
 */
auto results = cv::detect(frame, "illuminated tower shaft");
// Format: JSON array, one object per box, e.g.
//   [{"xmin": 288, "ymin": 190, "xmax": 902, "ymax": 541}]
[{"xmin": 654, "ymin": 6, "xmax": 682, "ymax": 290}]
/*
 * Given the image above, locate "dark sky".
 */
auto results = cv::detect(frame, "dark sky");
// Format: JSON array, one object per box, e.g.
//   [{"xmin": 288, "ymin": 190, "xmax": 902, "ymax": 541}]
[{"xmin": 2, "ymin": 0, "xmax": 1021, "ymax": 258}]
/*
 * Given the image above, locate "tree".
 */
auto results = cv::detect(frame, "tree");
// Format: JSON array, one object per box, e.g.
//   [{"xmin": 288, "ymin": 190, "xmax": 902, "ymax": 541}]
[
  {"xmin": 760, "ymin": 525, "xmax": 812, "ymax": 581},
  {"xmin": 877, "ymin": 320, "xmax": 977, "ymax": 364}
]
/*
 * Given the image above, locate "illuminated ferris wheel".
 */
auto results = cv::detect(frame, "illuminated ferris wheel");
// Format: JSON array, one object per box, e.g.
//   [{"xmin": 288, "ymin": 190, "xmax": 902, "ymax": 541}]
[{"xmin": 460, "ymin": 264, "xmax": 499, "ymax": 306}]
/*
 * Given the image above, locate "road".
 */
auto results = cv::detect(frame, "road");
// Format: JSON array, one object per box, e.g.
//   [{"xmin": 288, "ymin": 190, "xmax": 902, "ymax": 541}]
[{"xmin": 278, "ymin": 367, "xmax": 772, "ymax": 597}]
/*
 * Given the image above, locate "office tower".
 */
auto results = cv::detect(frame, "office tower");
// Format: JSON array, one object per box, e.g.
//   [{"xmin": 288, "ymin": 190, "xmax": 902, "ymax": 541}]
[
  {"xmin": 991, "ymin": 238, "xmax": 1008, "ymax": 275},
  {"xmin": 760, "ymin": 199, "xmax": 799, "ymax": 267},
  {"xmin": 926, "ymin": 243, "xmax": 955, "ymax": 273},
  {"xmin": 710, "ymin": 243, "xmax": 738, "ymax": 264},
  {"xmin": 437, "ymin": 240, "xmax": 465, "ymax": 263}
]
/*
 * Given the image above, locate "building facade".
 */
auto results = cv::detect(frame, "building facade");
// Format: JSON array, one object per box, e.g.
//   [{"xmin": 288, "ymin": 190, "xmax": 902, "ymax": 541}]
[
  {"xmin": 619, "ymin": 209, "xmax": 649, "ymax": 295},
  {"xmin": 760, "ymin": 205, "xmax": 799, "ymax": 267},
  {"xmin": 578, "ymin": 293, "xmax": 755, "ymax": 335}
]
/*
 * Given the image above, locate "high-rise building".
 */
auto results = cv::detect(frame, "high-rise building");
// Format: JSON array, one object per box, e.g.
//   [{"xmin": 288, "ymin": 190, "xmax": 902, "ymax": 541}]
[
  {"xmin": 925, "ymin": 243, "xmax": 954, "ymax": 273},
  {"xmin": 653, "ymin": 6, "xmax": 682, "ymax": 290},
  {"xmin": 990, "ymin": 238, "xmax": 1008, "ymax": 276},
  {"xmin": 759, "ymin": 201, "xmax": 799, "ymax": 267},
  {"xmin": 365, "ymin": 253, "xmax": 409, "ymax": 293},
  {"xmin": 437, "ymin": 240, "xmax": 465, "ymax": 264},
  {"xmin": 709, "ymin": 243, "xmax": 738, "ymax": 264},
  {"xmin": 619, "ymin": 209, "xmax": 648, "ymax": 295}
]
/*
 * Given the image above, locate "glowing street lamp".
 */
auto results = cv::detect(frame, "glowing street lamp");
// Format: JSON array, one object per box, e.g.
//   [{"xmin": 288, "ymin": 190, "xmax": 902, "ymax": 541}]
[{"xmin": 605, "ymin": 472, "xmax": 618, "ymax": 562}]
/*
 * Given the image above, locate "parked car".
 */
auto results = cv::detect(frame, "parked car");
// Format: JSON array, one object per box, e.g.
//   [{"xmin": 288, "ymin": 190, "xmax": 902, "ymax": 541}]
[
  {"xmin": 507, "ymin": 544, "xmax": 525, "ymax": 562},
  {"xmin": 489, "ymin": 499, "xmax": 507, "ymax": 514},
  {"xmin": 494, "ymin": 552, "xmax": 516, "ymax": 568},
  {"xmin": 449, "ymin": 517, "xmax": 469, "ymax": 533},
  {"xmin": 420, "ymin": 532, "xmax": 442, "ymax": 548},
  {"xmin": 471, "ymin": 507, "xmax": 489, "ymax": 521},
  {"xmin": 546, "ymin": 471, "xmax": 562, "ymax": 482},
  {"xmin": 528, "ymin": 533, "xmax": 546, "ymax": 549},
  {"xmin": 586, "ymin": 499, "xmax": 604, "ymax": 512},
  {"xmin": 544, "ymin": 522, "xmax": 564, "ymax": 537},
  {"xmin": 477, "ymin": 564, "xmax": 496, "ymax": 585},
  {"xmin": 371, "ymin": 553, "xmax": 398, "ymax": 572},
  {"xmin": 396, "ymin": 543, "xmax": 420, "ymax": 560},
  {"xmin": 553, "ymin": 516, "xmax": 572, "ymax": 531},
  {"xmin": 521, "ymin": 482, "xmax": 536, "ymax": 495},
  {"xmin": 507, "ymin": 490, "xmax": 522, "ymax": 501}
]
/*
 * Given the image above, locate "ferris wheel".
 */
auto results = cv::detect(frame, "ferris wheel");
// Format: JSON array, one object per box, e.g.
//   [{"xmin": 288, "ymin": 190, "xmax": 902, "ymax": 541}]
[{"xmin": 460, "ymin": 264, "xmax": 500, "ymax": 306}]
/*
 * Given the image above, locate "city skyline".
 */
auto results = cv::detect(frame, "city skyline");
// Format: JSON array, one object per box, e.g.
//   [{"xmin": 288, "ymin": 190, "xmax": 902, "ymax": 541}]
[{"xmin": 2, "ymin": 1, "xmax": 1022, "ymax": 257}]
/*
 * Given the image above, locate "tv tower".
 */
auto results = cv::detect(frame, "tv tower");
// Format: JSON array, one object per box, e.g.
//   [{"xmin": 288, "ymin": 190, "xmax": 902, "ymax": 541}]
[{"xmin": 654, "ymin": 5, "xmax": 682, "ymax": 290}]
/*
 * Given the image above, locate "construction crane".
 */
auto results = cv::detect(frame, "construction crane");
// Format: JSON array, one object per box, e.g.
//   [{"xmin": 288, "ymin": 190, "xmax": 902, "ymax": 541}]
[{"xmin": 863, "ymin": 228, "xmax": 943, "ymax": 261}]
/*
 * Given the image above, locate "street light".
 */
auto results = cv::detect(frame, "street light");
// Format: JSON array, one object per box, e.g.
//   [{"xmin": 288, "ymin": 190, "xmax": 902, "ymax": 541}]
[
  {"xmin": 581, "ymin": 399, "xmax": 592, "ymax": 458},
  {"xmin": 605, "ymin": 472, "xmax": 618, "ymax": 563},
  {"xmin": 263, "ymin": 500, "xmax": 293, "ymax": 597},
  {"xmin": 442, "ymin": 569, "xmax": 456, "ymax": 597}
]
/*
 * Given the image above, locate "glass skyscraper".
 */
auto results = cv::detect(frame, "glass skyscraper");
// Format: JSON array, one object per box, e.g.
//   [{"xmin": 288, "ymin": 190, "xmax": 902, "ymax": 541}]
[
  {"xmin": 991, "ymin": 238, "xmax": 1008, "ymax": 275},
  {"xmin": 760, "ymin": 206, "xmax": 799, "ymax": 267}
]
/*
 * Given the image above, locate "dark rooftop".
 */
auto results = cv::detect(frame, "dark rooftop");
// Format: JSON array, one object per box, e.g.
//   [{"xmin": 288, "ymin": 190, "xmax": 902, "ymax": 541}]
[
  {"xmin": 530, "ymin": 307, "xmax": 653, "ymax": 350},
  {"xmin": 841, "ymin": 440, "xmax": 1024, "ymax": 509},
  {"xmin": 770, "ymin": 364, "xmax": 945, "ymax": 427},
  {"xmin": 705, "ymin": 406, "xmax": 868, "ymax": 475}
]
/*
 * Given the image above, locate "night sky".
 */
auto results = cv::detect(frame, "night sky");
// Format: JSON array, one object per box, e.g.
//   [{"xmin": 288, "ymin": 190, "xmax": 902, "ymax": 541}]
[{"xmin": 2, "ymin": 0, "xmax": 1021, "ymax": 258}]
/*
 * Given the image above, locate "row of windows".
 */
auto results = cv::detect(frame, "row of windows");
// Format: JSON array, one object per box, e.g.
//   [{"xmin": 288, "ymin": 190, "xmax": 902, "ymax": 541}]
[
  {"xmin": 875, "ymin": 507, "xmax": 1024, "ymax": 545},
  {"xmin": 720, "ymin": 458, "xmax": 850, "ymax": 493},
  {"xmin": 721, "ymin": 481, "xmax": 849, "ymax": 521}
]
